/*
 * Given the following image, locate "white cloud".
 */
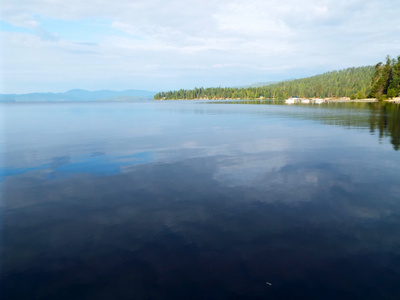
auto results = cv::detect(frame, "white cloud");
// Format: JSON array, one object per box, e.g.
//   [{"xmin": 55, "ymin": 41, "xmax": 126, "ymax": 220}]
[
  {"xmin": 214, "ymin": 2, "xmax": 292, "ymax": 37},
  {"xmin": 2, "ymin": 12, "xmax": 39, "ymax": 28}
]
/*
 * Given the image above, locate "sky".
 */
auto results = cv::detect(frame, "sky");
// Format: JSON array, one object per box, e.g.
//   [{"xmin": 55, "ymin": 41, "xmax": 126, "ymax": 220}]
[{"xmin": 1, "ymin": 0, "xmax": 400, "ymax": 94}]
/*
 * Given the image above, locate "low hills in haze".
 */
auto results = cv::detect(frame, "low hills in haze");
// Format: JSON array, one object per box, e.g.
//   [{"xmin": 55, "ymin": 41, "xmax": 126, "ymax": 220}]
[
  {"xmin": 0, "ymin": 89, "xmax": 156, "ymax": 102},
  {"xmin": 155, "ymin": 66, "xmax": 376, "ymax": 100},
  {"xmin": 235, "ymin": 80, "xmax": 281, "ymax": 88}
]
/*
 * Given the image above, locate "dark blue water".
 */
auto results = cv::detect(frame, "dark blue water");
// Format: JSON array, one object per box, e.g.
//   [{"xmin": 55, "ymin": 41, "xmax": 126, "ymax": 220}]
[{"xmin": 1, "ymin": 101, "xmax": 400, "ymax": 299}]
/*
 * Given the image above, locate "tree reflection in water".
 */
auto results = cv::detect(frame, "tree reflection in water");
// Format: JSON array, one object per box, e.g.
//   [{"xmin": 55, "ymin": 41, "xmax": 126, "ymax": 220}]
[
  {"xmin": 369, "ymin": 103, "xmax": 400, "ymax": 150},
  {"xmin": 216, "ymin": 100, "xmax": 400, "ymax": 151}
]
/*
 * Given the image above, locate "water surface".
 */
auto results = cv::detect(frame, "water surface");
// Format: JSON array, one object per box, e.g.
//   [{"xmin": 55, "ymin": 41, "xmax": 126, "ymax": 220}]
[{"xmin": 1, "ymin": 101, "xmax": 400, "ymax": 299}]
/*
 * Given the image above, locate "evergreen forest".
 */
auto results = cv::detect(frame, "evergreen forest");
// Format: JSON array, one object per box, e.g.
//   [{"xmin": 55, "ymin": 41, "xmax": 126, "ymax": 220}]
[
  {"xmin": 369, "ymin": 55, "xmax": 400, "ymax": 100},
  {"xmin": 154, "ymin": 55, "xmax": 400, "ymax": 100}
]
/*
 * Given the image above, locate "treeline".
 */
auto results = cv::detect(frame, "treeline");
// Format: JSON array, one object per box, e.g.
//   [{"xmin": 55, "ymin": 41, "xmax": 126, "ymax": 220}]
[
  {"xmin": 368, "ymin": 55, "xmax": 400, "ymax": 100},
  {"xmin": 154, "ymin": 66, "xmax": 375, "ymax": 100}
]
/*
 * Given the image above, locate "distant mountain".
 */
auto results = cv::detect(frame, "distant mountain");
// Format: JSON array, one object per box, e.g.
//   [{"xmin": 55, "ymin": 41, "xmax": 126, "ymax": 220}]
[
  {"xmin": 0, "ymin": 89, "xmax": 156, "ymax": 102},
  {"xmin": 235, "ymin": 81, "xmax": 279, "ymax": 88},
  {"xmin": 237, "ymin": 79, "xmax": 300, "ymax": 88},
  {"xmin": 249, "ymin": 81, "xmax": 280, "ymax": 87}
]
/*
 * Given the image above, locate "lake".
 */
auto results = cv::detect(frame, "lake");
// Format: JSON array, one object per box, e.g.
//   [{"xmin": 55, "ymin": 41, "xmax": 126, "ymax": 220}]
[{"xmin": 1, "ymin": 100, "xmax": 400, "ymax": 299}]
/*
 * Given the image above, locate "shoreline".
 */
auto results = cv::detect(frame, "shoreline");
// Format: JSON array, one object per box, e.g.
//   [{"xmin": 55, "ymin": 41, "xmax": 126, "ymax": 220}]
[
  {"xmin": 385, "ymin": 97, "xmax": 400, "ymax": 104},
  {"xmin": 323, "ymin": 97, "xmax": 400, "ymax": 103},
  {"xmin": 322, "ymin": 97, "xmax": 377, "ymax": 102},
  {"xmin": 155, "ymin": 97, "xmax": 400, "ymax": 103}
]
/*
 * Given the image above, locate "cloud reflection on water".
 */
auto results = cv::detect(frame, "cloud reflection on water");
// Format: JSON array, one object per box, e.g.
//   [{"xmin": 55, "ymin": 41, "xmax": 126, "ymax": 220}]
[{"xmin": 2, "ymin": 101, "xmax": 400, "ymax": 299}]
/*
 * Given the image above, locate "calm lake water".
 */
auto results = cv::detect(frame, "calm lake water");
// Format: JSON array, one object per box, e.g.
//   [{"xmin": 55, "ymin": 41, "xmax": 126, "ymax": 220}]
[{"xmin": 1, "ymin": 100, "xmax": 400, "ymax": 299}]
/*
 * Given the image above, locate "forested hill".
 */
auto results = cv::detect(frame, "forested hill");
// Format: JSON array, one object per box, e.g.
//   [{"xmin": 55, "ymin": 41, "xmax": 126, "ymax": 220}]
[{"xmin": 154, "ymin": 66, "xmax": 375, "ymax": 100}]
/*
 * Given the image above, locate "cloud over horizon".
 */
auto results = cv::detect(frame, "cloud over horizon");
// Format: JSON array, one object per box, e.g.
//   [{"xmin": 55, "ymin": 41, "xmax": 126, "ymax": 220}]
[{"xmin": 1, "ymin": 0, "xmax": 400, "ymax": 93}]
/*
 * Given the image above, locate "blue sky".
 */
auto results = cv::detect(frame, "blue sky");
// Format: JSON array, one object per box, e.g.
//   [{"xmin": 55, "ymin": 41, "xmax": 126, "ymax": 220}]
[{"xmin": 1, "ymin": 0, "xmax": 400, "ymax": 94}]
